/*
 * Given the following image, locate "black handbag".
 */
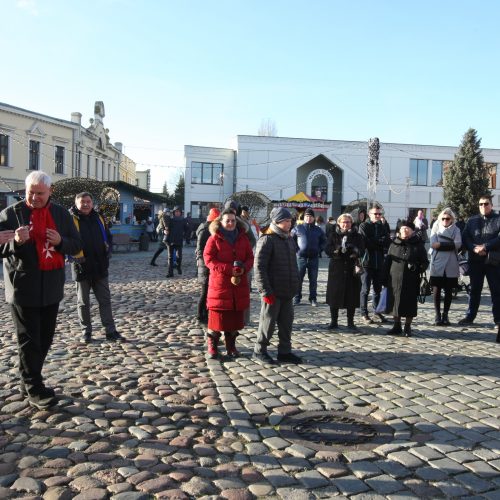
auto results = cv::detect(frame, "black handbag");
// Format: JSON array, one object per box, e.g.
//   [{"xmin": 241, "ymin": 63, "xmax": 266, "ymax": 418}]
[{"xmin": 418, "ymin": 275, "xmax": 432, "ymax": 304}]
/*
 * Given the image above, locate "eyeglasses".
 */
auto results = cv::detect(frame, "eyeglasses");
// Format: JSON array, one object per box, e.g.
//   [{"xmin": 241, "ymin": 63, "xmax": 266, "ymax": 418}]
[
  {"xmin": 479, "ymin": 202, "xmax": 490, "ymax": 206},
  {"xmin": 441, "ymin": 217, "xmax": 451, "ymax": 221},
  {"xmin": 371, "ymin": 213, "xmax": 382, "ymax": 216}
]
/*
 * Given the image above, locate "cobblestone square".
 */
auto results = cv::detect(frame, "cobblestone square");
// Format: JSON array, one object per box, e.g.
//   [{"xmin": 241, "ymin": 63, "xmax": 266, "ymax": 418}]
[{"xmin": 1, "ymin": 248, "xmax": 499, "ymax": 498}]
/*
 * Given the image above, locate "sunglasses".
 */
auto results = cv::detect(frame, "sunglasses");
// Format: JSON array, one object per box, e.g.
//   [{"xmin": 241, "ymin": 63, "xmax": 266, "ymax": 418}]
[
  {"xmin": 441, "ymin": 217, "xmax": 451, "ymax": 221},
  {"xmin": 479, "ymin": 202, "xmax": 490, "ymax": 206},
  {"xmin": 372, "ymin": 213, "xmax": 383, "ymax": 216}
]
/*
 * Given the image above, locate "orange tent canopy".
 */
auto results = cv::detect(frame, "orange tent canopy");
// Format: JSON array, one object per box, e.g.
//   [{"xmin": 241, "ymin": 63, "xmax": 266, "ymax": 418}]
[{"xmin": 286, "ymin": 192, "xmax": 313, "ymax": 202}]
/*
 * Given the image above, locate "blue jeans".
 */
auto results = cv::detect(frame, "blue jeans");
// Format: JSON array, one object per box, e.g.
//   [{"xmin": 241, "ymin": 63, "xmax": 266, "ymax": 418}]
[
  {"xmin": 466, "ymin": 261, "xmax": 500, "ymax": 323},
  {"xmin": 360, "ymin": 267, "xmax": 383, "ymax": 316},
  {"xmin": 295, "ymin": 256, "xmax": 319, "ymax": 302}
]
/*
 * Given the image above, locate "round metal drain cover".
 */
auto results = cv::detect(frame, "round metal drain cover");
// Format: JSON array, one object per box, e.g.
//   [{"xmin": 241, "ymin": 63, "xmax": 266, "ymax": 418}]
[{"xmin": 278, "ymin": 411, "xmax": 394, "ymax": 451}]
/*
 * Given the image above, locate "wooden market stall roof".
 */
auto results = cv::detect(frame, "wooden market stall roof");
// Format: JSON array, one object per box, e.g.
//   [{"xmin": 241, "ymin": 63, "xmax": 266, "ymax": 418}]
[{"xmin": 271, "ymin": 191, "xmax": 331, "ymax": 210}]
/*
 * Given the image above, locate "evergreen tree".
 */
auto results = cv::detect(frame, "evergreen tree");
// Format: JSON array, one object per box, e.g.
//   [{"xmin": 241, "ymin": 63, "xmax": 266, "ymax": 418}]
[
  {"xmin": 162, "ymin": 181, "xmax": 169, "ymax": 196},
  {"xmin": 172, "ymin": 175, "xmax": 185, "ymax": 208},
  {"xmin": 438, "ymin": 128, "xmax": 490, "ymax": 220}
]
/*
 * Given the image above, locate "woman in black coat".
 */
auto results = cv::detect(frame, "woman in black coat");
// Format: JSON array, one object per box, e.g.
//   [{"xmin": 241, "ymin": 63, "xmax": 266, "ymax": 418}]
[
  {"xmin": 325, "ymin": 213, "xmax": 365, "ymax": 331},
  {"xmin": 383, "ymin": 219, "xmax": 429, "ymax": 337}
]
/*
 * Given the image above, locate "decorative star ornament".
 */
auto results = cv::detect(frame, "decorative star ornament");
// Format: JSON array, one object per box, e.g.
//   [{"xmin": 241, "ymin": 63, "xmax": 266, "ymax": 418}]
[{"xmin": 43, "ymin": 241, "xmax": 55, "ymax": 259}]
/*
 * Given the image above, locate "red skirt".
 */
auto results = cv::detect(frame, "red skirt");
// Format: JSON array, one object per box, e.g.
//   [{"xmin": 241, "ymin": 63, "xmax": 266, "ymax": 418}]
[{"xmin": 208, "ymin": 310, "xmax": 244, "ymax": 332}]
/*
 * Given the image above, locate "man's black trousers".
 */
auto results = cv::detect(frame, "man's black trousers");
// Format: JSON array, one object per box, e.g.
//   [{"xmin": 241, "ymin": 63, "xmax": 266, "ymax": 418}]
[{"xmin": 10, "ymin": 303, "xmax": 59, "ymax": 392}]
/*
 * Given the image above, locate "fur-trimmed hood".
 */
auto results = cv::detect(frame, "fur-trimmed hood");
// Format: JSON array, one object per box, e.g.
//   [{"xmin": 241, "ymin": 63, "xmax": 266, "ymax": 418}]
[{"xmin": 209, "ymin": 216, "xmax": 249, "ymax": 236}]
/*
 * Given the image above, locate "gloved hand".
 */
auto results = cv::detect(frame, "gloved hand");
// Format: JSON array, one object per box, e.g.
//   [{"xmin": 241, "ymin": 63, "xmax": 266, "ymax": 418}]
[
  {"xmin": 232, "ymin": 266, "xmax": 244, "ymax": 276},
  {"xmin": 263, "ymin": 295, "xmax": 276, "ymax": 305}
]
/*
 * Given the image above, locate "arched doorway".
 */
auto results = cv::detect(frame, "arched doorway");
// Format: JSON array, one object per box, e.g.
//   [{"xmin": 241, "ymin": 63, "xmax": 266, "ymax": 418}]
[{"xmin": 296, "ymin": 155, "xmax": 342, "ymax": 217}]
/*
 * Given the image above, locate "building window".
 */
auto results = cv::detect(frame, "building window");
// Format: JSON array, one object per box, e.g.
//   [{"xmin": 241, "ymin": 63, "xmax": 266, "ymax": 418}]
[
  {"xmin": 95, "ymin": 158, "xmax": 98, "ymax": 179},
  {"xmin": 191, "ymin": 162, "xmax": 223, "ymax": 184},
  {"xmin": 75, "ymin": 151, "xmax": 81, "ymax": 177},
  {"xmin": 431, "ymin": 160, "xmax": 443, "ymax": 186},
  {"xmin": 0, "ymin": 134, "xmax": 8, "ymax": 166},
  {"xmin": 191, "ymin": 201, "xmax": 222, "ymax": 219},
  {"xmin": 55, "ymin": 146, "xmax": 65, "ymax": 174},
  {"xmin": 409, "ymin": 159, "xmax": 428, "ymax": 186},
  {"xmin": 86, "ymin": 155, "xmax": 90, "ymax": 177},
  {"xmin": 29, "ymin": 140, "xmax": 40, "ymax": 170}
]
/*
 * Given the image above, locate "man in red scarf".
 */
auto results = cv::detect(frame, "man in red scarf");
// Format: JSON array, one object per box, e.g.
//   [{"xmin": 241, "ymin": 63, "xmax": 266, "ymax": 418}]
[{"xmin": 0, "ymin": 171, "xmax": 81, "ymax": 410}]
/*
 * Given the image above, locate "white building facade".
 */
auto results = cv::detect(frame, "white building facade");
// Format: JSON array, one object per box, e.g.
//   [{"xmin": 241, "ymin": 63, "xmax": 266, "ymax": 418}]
[{"xmin": 185, "ymin": 135, "xmax": 500, "ymax": 225}]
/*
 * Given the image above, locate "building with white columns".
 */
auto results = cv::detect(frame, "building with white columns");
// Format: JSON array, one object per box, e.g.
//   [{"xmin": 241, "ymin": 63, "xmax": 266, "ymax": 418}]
[{"xmin": 185, "ymin": 135, "xmax": 500, "ymax": 226}]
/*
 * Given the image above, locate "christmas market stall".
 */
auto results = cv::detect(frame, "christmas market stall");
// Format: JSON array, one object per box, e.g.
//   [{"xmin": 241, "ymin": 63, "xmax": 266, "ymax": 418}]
[{"xmin": 271, "ymin": 192, "xmax": 331, "ymax": 220}]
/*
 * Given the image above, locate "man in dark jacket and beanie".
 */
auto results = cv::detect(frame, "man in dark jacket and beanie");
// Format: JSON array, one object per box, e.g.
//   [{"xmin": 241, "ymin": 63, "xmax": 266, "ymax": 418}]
[
  {"xmin": 291, "ymin": 208, "xmax": 326, "ymax": 307},
  {"xmin": 70, "ymin": 192, "xmax": 123, "ymax": 343},
  {"xmin": 0, "ymin": 171, "xmax": 81, "ymax": 409},
  {"xmin": 166, "ymin": 206, "xmax": 190, "ymax": 277},
  {"xmin": 459, "ymin": 195, "xmax": 500, "ymax": 342},
  {"xmin": 358, "ymin": 205, "xmax": 391, "ymax": 324},
  {"xmin": 253, "ymin": 207, "xmax": 301, "ymax": 365}
]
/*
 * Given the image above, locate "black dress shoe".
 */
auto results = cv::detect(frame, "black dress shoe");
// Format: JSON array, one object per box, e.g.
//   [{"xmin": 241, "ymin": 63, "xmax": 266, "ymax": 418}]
[
  {"xmin": 27, "ymin": 390, "xmax": 57, "ymax": 410},
  {"xmin": 150, "ymin": 262, "xmax": 158, "ymax": 266},
  {"xmin": 252, "ymin": 352, "xmax": 275, "ymax": 364},
  {"xmin": 277, "ymin": 352, "xmax": 303, "ymax": 364},
  {"xmin": 106, "ymin": 331, "xmax": 125, "ymax": 341},
  {"xmin": 458, "ymin": 317, "xmax": 474, "ymax": 326},
  {"xmin": 20, "ymin": 383, "xmax": 55, "ymax": 398},
  {"xmin": 81, "ymin": 333, "xmax": 92, "ymax": 343},
  {"xmin": 404, "ymin": 324, "xmax": 412, "ymax": 337}
]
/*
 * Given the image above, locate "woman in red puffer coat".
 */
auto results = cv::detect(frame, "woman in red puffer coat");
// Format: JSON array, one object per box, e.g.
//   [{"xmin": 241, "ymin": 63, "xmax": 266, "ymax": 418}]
[{"xmin": 203, "ymin": 209, "xmax": 254, "ymax": 359}]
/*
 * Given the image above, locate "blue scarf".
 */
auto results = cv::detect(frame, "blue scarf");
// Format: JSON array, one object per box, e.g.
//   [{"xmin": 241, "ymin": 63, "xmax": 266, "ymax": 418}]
[{"xmin": 219, "ymin": 227, "xmax": 239, "ymax": 245}]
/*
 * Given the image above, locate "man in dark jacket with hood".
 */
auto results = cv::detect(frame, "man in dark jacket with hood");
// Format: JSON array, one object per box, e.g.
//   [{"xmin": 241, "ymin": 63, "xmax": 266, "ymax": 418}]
[
  {"xmin": 253, "ymin": 207, "xmax": 302, "ymax": 365},
  {"xmin": 166, "ymin": 206, "xmax": 190, "ymax": 277},
  {"xmin": 460, "ymin": 195, "xmax": 500, "ymax": 342},
  {"xmin": 70, "ymin": 192, "xmax": 123, "ymax": 344},
  {"xmin": 358, "ymin": 206, "xmax": 391, "ymax": 323},
  {"xmin": 291, "ymin": 208, "xmax": 326, "ymax": 307},
  {"xmin": 0, "ymin": 171, "xmax": 81, "ymax": 409}
]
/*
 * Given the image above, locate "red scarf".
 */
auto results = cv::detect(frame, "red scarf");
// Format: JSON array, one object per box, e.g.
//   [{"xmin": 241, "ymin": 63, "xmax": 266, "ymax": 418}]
[{"xmin": 29, "ymin": 203, "xmax": 65, "ymax": 271}]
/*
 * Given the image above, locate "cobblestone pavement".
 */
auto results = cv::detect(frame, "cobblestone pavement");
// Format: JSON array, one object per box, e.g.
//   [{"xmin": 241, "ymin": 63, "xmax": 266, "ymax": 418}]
[{"xmin": 0, "ymin": 248, "xmax": 499, "ymax": 499}]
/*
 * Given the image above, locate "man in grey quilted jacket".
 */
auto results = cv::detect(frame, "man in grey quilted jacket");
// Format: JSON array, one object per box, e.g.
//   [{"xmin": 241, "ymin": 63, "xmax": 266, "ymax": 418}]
[{"xmin": 253, "ymin": 207, "xmax": 302, "ymax": 365}]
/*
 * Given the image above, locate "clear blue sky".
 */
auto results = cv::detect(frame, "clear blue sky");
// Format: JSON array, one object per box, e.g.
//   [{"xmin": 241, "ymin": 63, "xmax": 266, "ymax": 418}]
[{"xmin": 3, "ymin": 0, "xmax": 500, "ymax": 192}]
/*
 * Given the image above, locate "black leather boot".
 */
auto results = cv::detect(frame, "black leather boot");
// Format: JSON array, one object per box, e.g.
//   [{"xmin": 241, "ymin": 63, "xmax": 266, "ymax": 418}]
[
  {"xmin": 434, "ymin": 311, "xmax": 443, "ymax": 326},
  {"xmin": 346, "ymin": 309, "xmax": 358, "ymax": 332},
  {"xmin": 328, "ymin": 308, "xmax": 339, "ymax": 330},
  {"xmin": 441, "ymin": 311, "xmax": 450, "ymax": 326},
  {"xmin": 387, "ymin": 322, "xmax": 402, "ymax": 335}
]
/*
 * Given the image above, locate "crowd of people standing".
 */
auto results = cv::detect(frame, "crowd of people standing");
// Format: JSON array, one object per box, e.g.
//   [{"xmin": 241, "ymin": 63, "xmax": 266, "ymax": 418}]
[
  {"xmin": 194, "ymin": 196, "xmax": 500, "ymax": 362},
  {"xmin": 2, "ymin": 173, "xmax": 499, "ymax": 409}
]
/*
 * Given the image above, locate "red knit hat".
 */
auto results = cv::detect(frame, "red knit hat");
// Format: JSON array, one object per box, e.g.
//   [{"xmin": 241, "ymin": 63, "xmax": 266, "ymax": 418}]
[{"xmin": 207, "ymin": 208, "xmax": 220, "ymax": 221}]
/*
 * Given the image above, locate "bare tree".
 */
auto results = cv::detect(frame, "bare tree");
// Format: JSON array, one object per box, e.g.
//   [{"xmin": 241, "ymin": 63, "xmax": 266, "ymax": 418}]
[{"xmin": 258, "ymin": 118, "xmax": 278, "ymax": 137}]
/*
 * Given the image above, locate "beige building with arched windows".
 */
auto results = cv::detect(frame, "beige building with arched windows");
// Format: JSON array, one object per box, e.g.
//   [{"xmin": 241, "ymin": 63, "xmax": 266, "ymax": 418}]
[{"xmin": 0, "ymin": 101, "xmax": 136, "ymax": 209}]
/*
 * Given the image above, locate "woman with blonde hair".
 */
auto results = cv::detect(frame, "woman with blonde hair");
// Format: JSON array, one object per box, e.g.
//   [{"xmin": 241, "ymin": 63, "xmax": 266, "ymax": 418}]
[
  {"xmin": 325, "ymin": 213, "xmax": 365, "ymax": 331},
  {"xmin": 429, "ymin": 207, "xmax": 462, "ymax": 326}
]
